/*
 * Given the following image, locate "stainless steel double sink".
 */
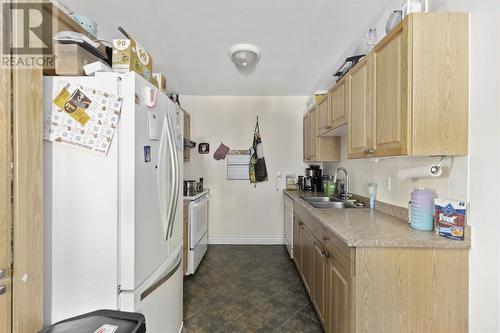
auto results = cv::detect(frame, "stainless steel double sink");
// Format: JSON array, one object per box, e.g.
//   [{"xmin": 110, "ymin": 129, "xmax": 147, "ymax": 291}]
[{"xmin": 300, "ymin": 195, "xmax": 359, "ymax": 209}]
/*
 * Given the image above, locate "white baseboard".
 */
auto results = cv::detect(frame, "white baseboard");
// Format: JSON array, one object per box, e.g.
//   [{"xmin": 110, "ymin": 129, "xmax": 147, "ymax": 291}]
[{"xmin": 208, "ymin": 237, "xmax": 285, "ymax": 245}]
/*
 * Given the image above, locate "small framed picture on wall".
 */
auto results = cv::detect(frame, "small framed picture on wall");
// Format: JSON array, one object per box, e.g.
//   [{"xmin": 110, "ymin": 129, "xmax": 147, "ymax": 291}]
[{"xmin": 198, "ymin": 142, "xmax": 210, "ymax": 154}]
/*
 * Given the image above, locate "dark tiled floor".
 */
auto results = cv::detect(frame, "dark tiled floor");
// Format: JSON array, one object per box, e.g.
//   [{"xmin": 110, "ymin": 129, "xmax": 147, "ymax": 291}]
[{"xmin": 184, "ymin": 245, "xmax": 324, "ymax": 333}]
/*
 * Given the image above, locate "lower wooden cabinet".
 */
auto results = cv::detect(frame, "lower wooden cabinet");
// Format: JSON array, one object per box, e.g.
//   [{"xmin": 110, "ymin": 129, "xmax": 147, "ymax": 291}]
[
  {"xmin": 292, "ymin": 214, "xmax": 303, "ymax": 271},
  {"xmin": 326, "ymin": 257, "xmax": 351, "ymax": 333},
  {"xmin": 312, "ymin": 238, "xmax": 327, "ymax": 326},
  {"xmin": 301, "ymin": 226, "xmax": 313, "ymax": 294},
  {"xmin": 294, "ymin": 213, "xmax": 353, "ymax": 333},
  {"xmin": 292, "ymin": 201, "xmax": 468, "ymax": 333}
]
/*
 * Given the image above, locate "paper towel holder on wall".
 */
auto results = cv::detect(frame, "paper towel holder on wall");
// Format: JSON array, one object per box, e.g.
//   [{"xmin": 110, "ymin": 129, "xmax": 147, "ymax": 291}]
[{"xmin": 397, "ymin": 156, "xmax": 446, "ymax": 180}]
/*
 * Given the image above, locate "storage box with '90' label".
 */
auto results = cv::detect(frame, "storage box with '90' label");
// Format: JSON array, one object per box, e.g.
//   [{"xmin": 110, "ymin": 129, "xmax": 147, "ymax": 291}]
[{"xmin": 112, "ymin": 39, "xmax": 153, "ymax": 82}]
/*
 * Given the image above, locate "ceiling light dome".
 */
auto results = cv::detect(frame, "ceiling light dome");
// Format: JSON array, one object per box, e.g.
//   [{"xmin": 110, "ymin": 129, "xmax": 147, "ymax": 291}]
[{"xmin": 229, "ymin": 44, "xmax": 261, "ymax": 68}]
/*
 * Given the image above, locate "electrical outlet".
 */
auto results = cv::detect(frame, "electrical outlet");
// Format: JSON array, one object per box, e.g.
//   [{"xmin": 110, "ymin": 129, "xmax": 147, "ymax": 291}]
[{"xmin": 385, "ymin": 176, "xmax": 391, "ymax": 192}]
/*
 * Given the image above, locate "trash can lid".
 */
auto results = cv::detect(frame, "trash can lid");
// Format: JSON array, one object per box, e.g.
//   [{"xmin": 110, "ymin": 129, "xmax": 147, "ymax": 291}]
[{"xmin": 39, "ymin": 309, "xmax": 146, "ymax": 333}]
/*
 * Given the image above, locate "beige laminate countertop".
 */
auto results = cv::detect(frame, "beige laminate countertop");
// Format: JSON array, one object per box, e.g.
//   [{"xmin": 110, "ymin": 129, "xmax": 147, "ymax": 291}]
[{"xmin": 285, "ymin": 190, "xmax": 470, "ymax": 249}]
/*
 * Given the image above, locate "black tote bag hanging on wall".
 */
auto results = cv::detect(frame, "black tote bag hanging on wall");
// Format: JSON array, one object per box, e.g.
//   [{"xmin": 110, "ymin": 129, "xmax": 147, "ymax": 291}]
[{"xmin": 249, "ymin": 117, "xmax": 268, "ymax": 184}]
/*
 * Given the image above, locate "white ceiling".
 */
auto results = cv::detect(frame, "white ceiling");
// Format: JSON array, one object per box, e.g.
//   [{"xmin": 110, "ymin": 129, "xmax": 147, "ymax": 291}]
[{"xmin": 62, "ymin": 0, "xmax": 397, "ymax": 95}]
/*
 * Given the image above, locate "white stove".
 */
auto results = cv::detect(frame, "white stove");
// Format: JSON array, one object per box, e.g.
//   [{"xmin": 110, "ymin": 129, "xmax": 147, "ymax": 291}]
[{"xmin": 184, "ymin": 189, "xmax": 209, "ymax": 274}]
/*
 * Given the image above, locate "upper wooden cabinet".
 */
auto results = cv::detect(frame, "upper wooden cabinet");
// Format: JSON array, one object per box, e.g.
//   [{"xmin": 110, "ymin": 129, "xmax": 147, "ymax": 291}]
[
  {"xmin": 309, "ymin": 107, "xmax": 318, "ymax": 160},
  {"xmin": 317, "ymin": 78, "xmax": 348, "ymax": 137},
  {"xmin": 347, "ymin": 56, "xmax": 371, "ymax": 159},
  {"xmin": 303, "ymin": 106, "xmax": 341, "ymax": 162},
  {"xmin": 330, "ymin": 77, "xmax": 347, "ymax": 130},
  {"xmin": 372, "ymin": 26, "xmax": 409, "ymax": 156},
  {"xmin": 374, "ymin": 13, "xmax": 468, "ymax": 157},
  {"xmin": 317, "ymin": 95, "xmax": 331, "ymax": 135},
  {"xmin": 346, "ymin": 12, "xmax": 468, "ymax": 158}
]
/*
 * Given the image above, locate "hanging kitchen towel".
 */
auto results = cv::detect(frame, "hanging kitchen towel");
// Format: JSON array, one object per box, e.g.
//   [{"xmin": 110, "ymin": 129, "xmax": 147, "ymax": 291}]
[
  {"xmin": 249, "ymin": 117, "xmax": 268, "ymax": 183},
  {"xmin": 213, "ymin": 142, "xmax": 230, "ymax": 160}
]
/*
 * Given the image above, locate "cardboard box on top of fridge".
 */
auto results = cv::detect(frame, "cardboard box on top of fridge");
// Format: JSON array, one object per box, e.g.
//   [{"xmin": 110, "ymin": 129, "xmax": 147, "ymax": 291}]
[
  {"xmin": 152, "ymin": 73, "xmax": 167, "ymax": 93},
  {"xmin": 314, "ymin": 90, "xmax": 328, "ymax": 103},
  {"xmin": 112, "ymin": 38, "xmax": 153, "ymax": 82}
]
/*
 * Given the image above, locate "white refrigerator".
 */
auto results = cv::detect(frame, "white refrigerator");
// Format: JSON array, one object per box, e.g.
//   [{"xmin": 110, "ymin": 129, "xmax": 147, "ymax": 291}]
[{"xmin": 43, "ymin": 72, "xmax": 184, "ymax": 333}]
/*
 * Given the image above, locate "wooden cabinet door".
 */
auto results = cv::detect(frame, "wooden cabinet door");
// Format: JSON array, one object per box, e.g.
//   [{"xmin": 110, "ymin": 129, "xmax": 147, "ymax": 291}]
[
  {"xmin": 301, "ymin": 227, "xmax": 313, "ymax": 293},
  {"xmin": 0, "ymin": 63, "xmax": 12, "ymax": 333},
  {"xmin": 348, "ymin": 57, "xmax": 371, "ymax": 159},
  {"xmin": 293, "ymin": 215, "xmax": 302, "ymax": 271},
  {"xmin": 326, "ymin": 258, "xmax": 351, "ymax": 333},
  {"xmin": 330, "ymin": 79, "xmax": 347, "ymax": 129},
  {"xmin": 317, "ymin": 96, "xmax": 332, "ymax": 135},
  {"xmin": 309, "ymin": 107, "xmax": 318, "ymax": 161},
  {"xmin": 372, "ymin": 26, "xmax": 409, "ymax": 157},
  {"xmin": 183, "ymin": 110, "xmax": 191, "ymax": 161},
  {"xmin": 312, "ymin": 240, "xmax": 327, "ymax": 326},
  {"xmin": 303, "ymin": 113, "xmax": 310, "ymax": 161}
]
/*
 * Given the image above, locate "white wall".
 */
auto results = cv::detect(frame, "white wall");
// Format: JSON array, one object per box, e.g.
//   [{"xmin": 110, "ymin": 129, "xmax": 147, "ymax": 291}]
[
  {"xmin": 324, "ymin": 2, "xmax": 500, "ymax": 332},
  {"xmin": 324, "ymin": 139, "xmax": 468, "ymax": 208},
  {"xmin": 182, "ymin": 96, "xmax": 308, "ymax": 244},
  {"xmin": 434, "ymin": 2, "xmax": 500, "ymax": 332}
]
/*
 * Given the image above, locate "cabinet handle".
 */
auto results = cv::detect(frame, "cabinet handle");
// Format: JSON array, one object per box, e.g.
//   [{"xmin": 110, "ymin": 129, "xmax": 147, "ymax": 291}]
[{"xmin": 322, "ymin": 236, "xmax": 330, "ymax": 241}]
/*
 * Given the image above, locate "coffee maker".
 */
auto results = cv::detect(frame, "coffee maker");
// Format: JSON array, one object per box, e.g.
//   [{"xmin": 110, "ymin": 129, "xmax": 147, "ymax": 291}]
[{"xmin": 304, "ymin": 166, "xmax": 322, "ymax": 192}]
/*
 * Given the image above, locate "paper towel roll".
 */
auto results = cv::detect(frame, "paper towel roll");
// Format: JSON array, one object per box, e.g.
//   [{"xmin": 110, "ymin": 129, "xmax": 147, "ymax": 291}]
[{"xmin": 397, "ymin": 165, "xmax": 442, "ymax": 180}]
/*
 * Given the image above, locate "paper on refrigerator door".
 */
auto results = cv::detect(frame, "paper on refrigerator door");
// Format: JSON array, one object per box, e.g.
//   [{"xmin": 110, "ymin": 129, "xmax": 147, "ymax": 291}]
[
  {"xmin": 43, "ymin": 79, "xmax": 123, "ymax": 156},
  {"xmin": 93, "ymin": 324, "xmax": 118, "ymax": 333}
]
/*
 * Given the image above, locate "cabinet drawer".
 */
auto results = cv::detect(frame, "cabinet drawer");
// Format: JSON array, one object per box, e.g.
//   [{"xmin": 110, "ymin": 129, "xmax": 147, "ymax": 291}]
[
  {"xmin": 323, "ymin": 233, "xmax": 354, "ymax": 276},
  {"xmin": 293, "ymin": 201, "xmax": 326, "ymax": 237},
  {"xmin": 294, "ymin": 201, "xmax": 354, "ymax": 275}
]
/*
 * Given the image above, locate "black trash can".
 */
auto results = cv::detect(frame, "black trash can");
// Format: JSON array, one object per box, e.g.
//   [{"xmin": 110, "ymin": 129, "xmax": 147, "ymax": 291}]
[{"xmin": 39, "ymin": 309, "xmax": 146, "ymax": 333}]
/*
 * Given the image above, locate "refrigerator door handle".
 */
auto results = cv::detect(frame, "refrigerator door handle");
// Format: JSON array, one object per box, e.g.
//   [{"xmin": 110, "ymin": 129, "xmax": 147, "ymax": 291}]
[
  {"xmin": 164, "ymin": 113, "xmax": 178, "ymax": 240},
  {"xmin": 158, "ymin": 113, "xmax": 176, "ymax": 239},
  {"xmin": 157, "ymin": 114, "xmax": 169, "ymax": 236},
  {"xmin": 139, "ymin": 247, "xmax": 182, "ymax": 301},
  {"xmin": 168, "ymin": 114, "xmax": 181, "ymax": 238}
]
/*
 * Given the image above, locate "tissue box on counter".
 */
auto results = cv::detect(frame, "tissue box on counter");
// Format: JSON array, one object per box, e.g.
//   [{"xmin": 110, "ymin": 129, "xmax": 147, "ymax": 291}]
[
  {"xmin": 112, "ymin": 38, "xmax": 153, "ymax": 81},
  {"xmin": 435, "ymin": 198, "xmax": 467, "ymax": 240}
]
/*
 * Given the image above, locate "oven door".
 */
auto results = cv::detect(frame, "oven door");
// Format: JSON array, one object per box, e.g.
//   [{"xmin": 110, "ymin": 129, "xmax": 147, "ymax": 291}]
[{"xmin": 189, "ymin": 195, "xmax": 208, "ymax": 250}]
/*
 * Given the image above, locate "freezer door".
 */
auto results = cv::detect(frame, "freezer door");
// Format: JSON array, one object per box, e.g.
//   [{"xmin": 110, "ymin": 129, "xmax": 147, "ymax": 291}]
[{"xmin": 120, "ymin": 243, "xmax": 183, "ymax": 333}]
